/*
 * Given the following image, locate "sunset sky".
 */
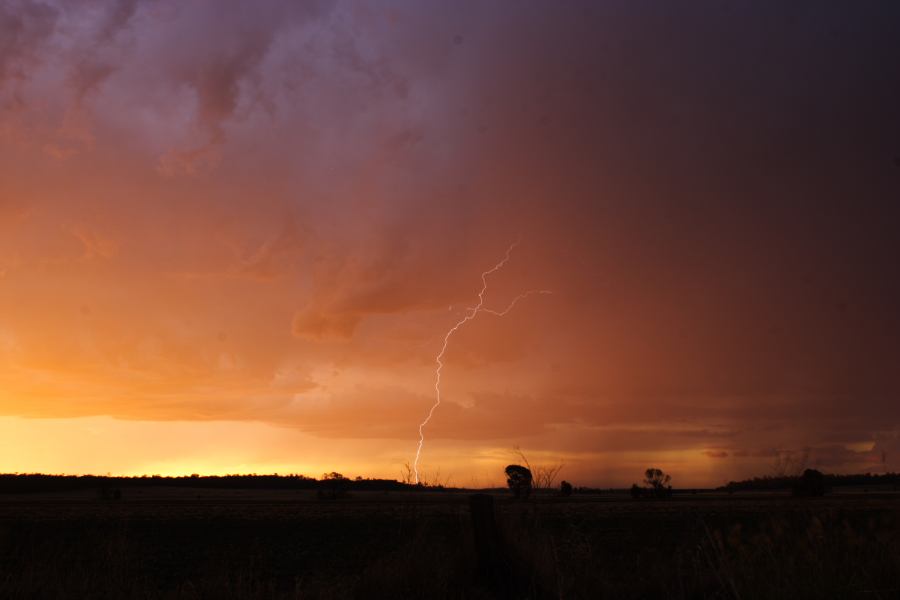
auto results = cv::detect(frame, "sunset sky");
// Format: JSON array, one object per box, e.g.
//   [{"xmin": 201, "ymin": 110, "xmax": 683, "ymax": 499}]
[{"xmin": 2, "ymin": 1, "xmax": 899, "ymax": 487}]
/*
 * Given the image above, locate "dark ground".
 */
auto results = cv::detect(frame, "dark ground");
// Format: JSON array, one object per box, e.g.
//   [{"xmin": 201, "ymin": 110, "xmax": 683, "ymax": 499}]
[{"xmin": 1, "ymin": 487, "xmax": 898, "ymax": 599}]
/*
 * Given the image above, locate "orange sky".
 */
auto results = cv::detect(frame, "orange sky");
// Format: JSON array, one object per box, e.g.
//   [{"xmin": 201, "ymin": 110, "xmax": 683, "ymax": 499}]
[{"xmin": 1, "ymin": 1, "xmax": 899, "ymax": 487}]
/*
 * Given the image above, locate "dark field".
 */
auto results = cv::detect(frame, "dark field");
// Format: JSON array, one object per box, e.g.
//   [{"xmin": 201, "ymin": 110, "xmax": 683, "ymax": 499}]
[{"xmin": 1, "ymin": 488, "xmax": 899, "ymax": 599}]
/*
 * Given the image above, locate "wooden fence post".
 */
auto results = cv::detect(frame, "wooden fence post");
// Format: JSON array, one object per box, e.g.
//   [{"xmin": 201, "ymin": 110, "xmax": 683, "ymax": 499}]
[{"xmin": 469, "ymin": 493, "xmax": 511, "ymax": 593}]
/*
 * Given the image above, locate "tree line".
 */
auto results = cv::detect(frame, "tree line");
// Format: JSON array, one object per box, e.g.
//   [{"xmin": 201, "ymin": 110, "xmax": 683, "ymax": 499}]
[
  {"xmin": 720, "ymin": 471, "xmax": 900, "ymax": 493},
  {"xmin": 0, "ymin": 473, "xmax": 413, "ymax": 494}
]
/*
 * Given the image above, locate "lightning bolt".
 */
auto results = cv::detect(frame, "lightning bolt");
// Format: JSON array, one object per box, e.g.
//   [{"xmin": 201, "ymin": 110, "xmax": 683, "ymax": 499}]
[
  {"xmin": 481, "ymin": 289, "xmax": 553, "ymax": 317},
  {"xmin": 413, "ymin": 241, "xmax": 550, "ymax": 484}
]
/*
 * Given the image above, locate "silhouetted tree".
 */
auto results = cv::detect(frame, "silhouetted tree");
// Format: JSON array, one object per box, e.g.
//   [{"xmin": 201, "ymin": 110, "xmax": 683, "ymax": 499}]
[
  {"xmin": 399, "ymin": 462, "xmax": 414, "ymax": 485},
  {"xmin": 631, "ymin": 468, "xmax": 673, "ymax": 499},
  {"xmin": 505, "ymin": 464, "xmax": 533, "ymax": 499},
  {"xmin": 792, "ymin": 468, "xmax": 827, "ymax": 497},
  {"xmin": 644, "ymin": 468, "xmax": 670, "ymax": 489},
  {"xmin": 560, "ymin": 480, "xmax": 573, "ymax": 497},
  {"xmin": 319, "ymin": 471, "xmax": 349, "ymax": 499}
]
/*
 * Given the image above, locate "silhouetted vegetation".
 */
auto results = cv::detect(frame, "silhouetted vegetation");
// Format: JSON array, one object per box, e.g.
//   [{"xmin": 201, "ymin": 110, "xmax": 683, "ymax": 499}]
[
  {"xmin": 0, "ymin": 473, "xmax": 416, "ymax": 495},
  {"xmin": 512, "ymin": 447, "xmax": 563, "ymax": 491},
  {"xmin": 505, "ymin": 464, "xmax": 533, "ymax": 499},
  {"xmin": 559, "ymin": 481, "xmax": 573, "ymax": 497},
  {"xmin": 318, "ymin": 472, "xmax": 350, "ymax": 500},
  {"xmin": 720, "ymin": 471, "xmax": 900, "ymax": 493},
  {"xmin": 630, "ymin": 468, "xmax": 673, "ymax": 499},
  {"xmin": 791, "ymin": 469, "xmax": 827, "ymax": 497}
]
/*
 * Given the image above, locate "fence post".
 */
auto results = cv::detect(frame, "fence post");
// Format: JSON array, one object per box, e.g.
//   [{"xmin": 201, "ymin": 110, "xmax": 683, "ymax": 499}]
[{"xmin": 469, "ymin": 493, "xmax": 510, "ymax": 592}]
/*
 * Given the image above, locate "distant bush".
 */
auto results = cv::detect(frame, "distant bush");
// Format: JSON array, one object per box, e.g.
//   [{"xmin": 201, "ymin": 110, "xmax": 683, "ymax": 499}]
[
  {"xmin": 792, "ymin": 469, "xmax": 827, "ymax": 497},
  {"xmin": 505, "ymin": 465, "xmax": 533, "ymax": 499},
  {"xmin": 560, "ymin": 481, "xmax": 573, "ymax": 497}
]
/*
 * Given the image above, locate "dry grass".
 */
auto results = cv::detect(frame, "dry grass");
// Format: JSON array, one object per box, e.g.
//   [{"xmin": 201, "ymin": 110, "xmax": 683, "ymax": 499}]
[{"xmin": 0, "ymin": 490, "xmax": 898, "ymax": 599}]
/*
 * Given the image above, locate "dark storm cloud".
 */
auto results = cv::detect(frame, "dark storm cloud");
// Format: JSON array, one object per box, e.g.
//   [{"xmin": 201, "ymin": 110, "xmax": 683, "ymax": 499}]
[{"xmin": 0, "ymin": 0, "xmax": 58, "ymax": 87}]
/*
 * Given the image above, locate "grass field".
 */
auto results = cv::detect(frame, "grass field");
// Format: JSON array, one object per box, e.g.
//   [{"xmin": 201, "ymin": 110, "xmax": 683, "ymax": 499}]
[{"xmin": 1, "ymin": 488, "xmax": 898, "ymax": 599}]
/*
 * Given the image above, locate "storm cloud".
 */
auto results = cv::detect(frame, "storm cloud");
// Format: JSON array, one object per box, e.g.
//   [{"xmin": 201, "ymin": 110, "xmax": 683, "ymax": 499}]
[{"xmin": 1, "ymin": 0, "xmax": 899, "ymax": 484}]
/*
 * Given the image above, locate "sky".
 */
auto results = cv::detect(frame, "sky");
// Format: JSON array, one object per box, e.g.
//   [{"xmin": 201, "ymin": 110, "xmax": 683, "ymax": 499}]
[{"xmin": 1, "ymin": 0, "xmax": 900, "ymax": 487}]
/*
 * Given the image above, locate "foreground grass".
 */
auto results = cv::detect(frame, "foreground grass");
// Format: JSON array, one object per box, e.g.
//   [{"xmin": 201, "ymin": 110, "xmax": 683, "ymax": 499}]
[{"xmin": 0, "ymin": 490, "xmax": 898, "ymax": 599}]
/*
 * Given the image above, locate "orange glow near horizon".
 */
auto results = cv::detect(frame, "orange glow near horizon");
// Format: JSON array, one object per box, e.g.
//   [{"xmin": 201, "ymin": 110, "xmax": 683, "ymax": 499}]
[{"xmin": 0, "ymin": 416, "xmax": 745, "ymax": 488}]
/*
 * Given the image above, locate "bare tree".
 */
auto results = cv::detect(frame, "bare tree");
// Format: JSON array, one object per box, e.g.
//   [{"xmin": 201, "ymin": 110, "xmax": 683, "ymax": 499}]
[
  {"xmin": 400, "ymin": 462, "xmax": 414, "ymax": 485},
  {"xmin": 772, "ymin": 448, "xmax": 810, "ymax": 477},
  {"xmin": 513, "ymin": 446, "xmax": 563, "ymax": 490}
]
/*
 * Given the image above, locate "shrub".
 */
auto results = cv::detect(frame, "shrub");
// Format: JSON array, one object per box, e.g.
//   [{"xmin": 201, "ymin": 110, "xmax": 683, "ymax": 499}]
[
  {"xmin": 792, "ymin": 469, "xmax": 827, "ymax": 497},
  {"xmin": 505, "ymin": 465, "xmax": 533, "ymax": 499}
]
